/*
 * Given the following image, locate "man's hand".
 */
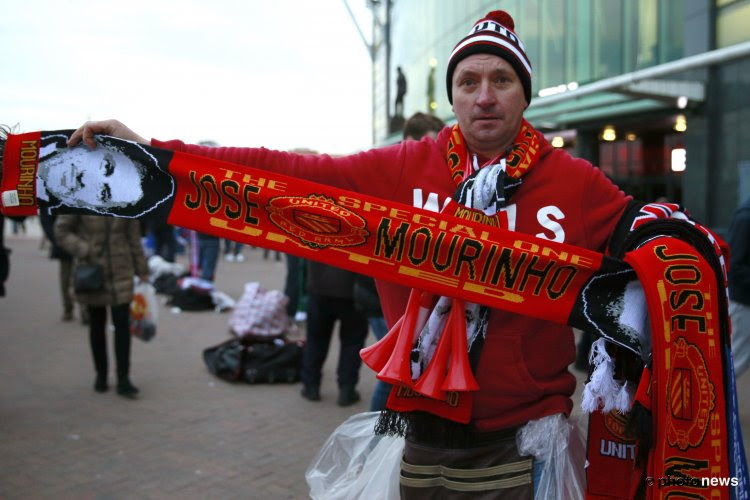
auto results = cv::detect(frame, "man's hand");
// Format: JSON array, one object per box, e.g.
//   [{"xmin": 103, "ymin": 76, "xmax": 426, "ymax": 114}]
[{"xmin": 67, "ymin": 119, "xmax": 148, "ymax": 149}]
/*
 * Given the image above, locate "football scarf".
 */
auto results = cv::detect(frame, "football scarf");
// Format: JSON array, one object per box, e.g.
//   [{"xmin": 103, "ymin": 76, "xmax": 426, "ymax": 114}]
[
  {"xmin": 1, "ymin": 129, "xmax": 747, "ymax": 497},
  {"xmin": 584, "ymin": 204, "xmax": 748, "ymax": 499}
]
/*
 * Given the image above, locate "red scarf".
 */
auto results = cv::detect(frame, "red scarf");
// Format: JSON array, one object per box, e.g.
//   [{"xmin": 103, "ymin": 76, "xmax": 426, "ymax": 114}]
[{"xmin": 584, "ymin": 210, "xmax": 736, "ymax": 499}]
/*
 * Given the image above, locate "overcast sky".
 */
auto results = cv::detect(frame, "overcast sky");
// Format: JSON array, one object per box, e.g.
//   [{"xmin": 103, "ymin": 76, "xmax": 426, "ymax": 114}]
[{"xmin": 0, "ymin": 0, "xmax": 374, "ymax": 154}]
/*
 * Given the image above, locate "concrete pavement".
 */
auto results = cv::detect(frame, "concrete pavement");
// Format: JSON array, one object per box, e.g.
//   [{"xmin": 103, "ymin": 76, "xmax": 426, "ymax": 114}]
[{"xmin": 1, "ymin": 217, "xmax": 748, "ymax": 499}]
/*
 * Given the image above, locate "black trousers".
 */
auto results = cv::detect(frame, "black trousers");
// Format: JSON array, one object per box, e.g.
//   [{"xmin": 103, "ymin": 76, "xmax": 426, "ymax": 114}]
[
  {"xmin": 59, "ymin": 257, "xmax": 74, "ymax": 314},
  {"xmin": 302, "ymin": 294, "xmax": 368, "ymax": 389},
  {"xmin": 88, "ymin": 303, "xmax": 131, "ymax": 381},
  {"xmin": 284, "ymin": 255, "xmax": 306, "ymax": 316},
  {"xmin": 151, "ymin": 224, "xmax": 177, "ymax": 263}
]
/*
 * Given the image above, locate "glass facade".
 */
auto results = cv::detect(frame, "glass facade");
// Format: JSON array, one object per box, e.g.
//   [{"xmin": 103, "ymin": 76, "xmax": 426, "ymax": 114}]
[
  {"xmin": 636, "ymin": 0, "xmax": 659, "ymax": 68},
  {"xmin": 374, "ymin": 0, "xmax": 700, "ymax": 143},
  {"xmin": 712, "ymin": 57, "xmax": 750, "ymax": 226},
  {"xmin": 717, "ymin": 0, "xmax": 750, "ymax": 48},
  {"xmin": 371, "ymin": 0, "xmax": 750, "ymax": 232},
  {"xmin": 377, "ymin": 0, "xmax": 696, "ymax": 144}
]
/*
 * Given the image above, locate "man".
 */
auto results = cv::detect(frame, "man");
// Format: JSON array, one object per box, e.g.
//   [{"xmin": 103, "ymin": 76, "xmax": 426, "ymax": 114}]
[
  {"xmin": 37, "ymin": 132, "xmax": 174, "ymax": 218},
  {"xmin": 395, "ymin": 66, "xmax": 407, "ymax": 117},
  {"xmin": 402, "ymin": 111, "xmax": 445, "ymax": 142},
  {"xmin": 301, "ymin": 261, "xmax": 369, "ymax": 407},
  {"xmin": 39, "ymin": 209, "xmax": 77, "ymax": 321},
  {"xmin": 69, "ymin": 10, "xmax": 629, "ymax": 496}
]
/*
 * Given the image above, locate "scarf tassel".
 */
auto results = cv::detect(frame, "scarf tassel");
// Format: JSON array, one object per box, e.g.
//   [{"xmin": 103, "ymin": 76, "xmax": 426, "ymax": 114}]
[
  {"xmin": 581, "ymin": 338, "xmax": 634, "ymax": 414},
  {"xmin": 0, "ymin": 125, "xmax": 8, "ymax": 170}
]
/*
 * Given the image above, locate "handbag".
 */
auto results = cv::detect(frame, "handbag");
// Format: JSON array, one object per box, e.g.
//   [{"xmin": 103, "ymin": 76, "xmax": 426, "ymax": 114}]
[
  {"xmin": 73, "ymin": 264, "xmax": 104, "ymax": 293},
  {"xmin": 130, "ymin": 279, "xmax": 158, "ymax": 341},
  {"xmin": 73, "ymin": 220, "xmax": 109, "ymax": 293},
  {"xmin": 228, "ymin": 282, "xmax": 291, "ymax": 339}
]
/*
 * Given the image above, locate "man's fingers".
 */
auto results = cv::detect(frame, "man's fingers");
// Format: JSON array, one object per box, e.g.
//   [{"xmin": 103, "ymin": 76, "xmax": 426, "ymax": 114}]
[
  {"xmin": 68, "ymin": 121, "xmax": 108, "ymax": 148},
  {"xmin": 67, "ymin": 124, "xmax": 87, "ymax": 147},
  {"xmin": 80, "ymin": 126, "xmax": 98, "ymax": 149},
  {"xmin": 67, "ymin": 119, "xmax": 145, "ymax": 148}
]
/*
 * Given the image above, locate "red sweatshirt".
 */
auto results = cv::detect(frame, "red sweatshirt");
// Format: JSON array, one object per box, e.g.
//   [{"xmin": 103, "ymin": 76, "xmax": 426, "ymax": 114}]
[{"xmin": 154, "ymin": 126, "xmax": 630, "ymax": 431}]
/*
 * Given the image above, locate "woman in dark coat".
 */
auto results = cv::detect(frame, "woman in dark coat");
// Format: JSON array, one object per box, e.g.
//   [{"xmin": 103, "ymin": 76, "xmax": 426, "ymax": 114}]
[
  {"xmin": 39, "ymin": 211, "xmax": 77, "ymax": 321},
  {"xmin": 55, "ymin": 215, "xmax": 148, "ymax": 398}
]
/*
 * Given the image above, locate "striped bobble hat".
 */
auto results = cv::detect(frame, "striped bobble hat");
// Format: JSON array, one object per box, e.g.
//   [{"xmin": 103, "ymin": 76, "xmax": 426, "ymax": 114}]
[{"xmin": 446, "ymin": 10, "xmax": 532, "ymax": 104}]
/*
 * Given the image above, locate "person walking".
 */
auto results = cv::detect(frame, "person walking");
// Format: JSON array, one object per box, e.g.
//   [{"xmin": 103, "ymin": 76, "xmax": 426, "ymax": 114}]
[
  {"xmin": 39, "ymin": 210, "xmax": 77, "ymax": 321},
  {"xmin": 55, "ymin": 215, "xmax": 148, "ymax": 398},
  {"xmin": 300, "ymin": 262, "xmax": 369, "ymax": 407},
  {"xmin": 223, "ymin": 239, "xmax": 245, "ymax": 262},
  {"xmin": 197, "ymin": 232, "xmax": 220, "ymax": 282},
  {"xmin": 144, "ymin": 201, "xmax": 177, "ymax": 263}
]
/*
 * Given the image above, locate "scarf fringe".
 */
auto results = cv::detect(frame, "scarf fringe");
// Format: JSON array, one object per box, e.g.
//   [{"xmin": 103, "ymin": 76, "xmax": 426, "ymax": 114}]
[
  {"xmin": 374, "ymin": 409, "xmax": 409, "ymax": 437},
  {"xmin": 0, "ymin": 124, "xmax": 10, "ymax": 188},
  {"xmin": 0, "ymin": 124, "xmax": 8, "ymax": 186},
  {"xmin": 0, "ymin": 124, "xmax": 19, "ymax": 189},
  {"xmin": 374, "ymin": 410, "xmax": 487, "ymax": 448},
  {"xmin": 581, "ymin": 338, "xmax": 633, "ymax": 414}
]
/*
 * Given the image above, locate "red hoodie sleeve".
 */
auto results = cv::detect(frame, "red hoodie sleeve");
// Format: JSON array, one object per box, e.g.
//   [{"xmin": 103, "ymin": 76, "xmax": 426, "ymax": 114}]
[{"xmin": 151, "ymin": 139, "xmax": 406, "ymax": 201}]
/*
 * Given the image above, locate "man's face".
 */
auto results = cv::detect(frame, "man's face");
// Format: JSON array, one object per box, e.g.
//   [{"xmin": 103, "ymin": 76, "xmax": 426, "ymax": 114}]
[
  {"xmin": 451, "ymin": 53, "xmax": 527, "ymax": 159},
  {"xmin": 41, "ymin": 145, "xmax": 144, "ymax": 209}
]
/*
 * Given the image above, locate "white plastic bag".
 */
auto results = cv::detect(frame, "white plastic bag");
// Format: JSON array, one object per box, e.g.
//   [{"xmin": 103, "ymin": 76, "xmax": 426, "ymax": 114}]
[
  {"xmin": 517, "ymin": 413, "xmax": 587, "ymax": 500},
  {"xmin": 130, "ymin": 280, "xmax": 158, "ymax": 341},
  {"xmin": 306, "ymin": 412, "xmax": 402, "ymax": 500}
]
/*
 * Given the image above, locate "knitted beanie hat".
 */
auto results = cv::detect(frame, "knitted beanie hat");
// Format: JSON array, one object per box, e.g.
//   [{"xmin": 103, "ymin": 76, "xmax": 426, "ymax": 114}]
[{"xmin": 446, "ymin": 10, "xmax": 532, "ymax": 104}]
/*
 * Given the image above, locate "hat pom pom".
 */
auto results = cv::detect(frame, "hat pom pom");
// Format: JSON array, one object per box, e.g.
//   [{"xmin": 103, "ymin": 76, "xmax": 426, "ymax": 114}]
[{"xmin": 485, "ymin": 10, "xmax": 515, "ymax": 31}]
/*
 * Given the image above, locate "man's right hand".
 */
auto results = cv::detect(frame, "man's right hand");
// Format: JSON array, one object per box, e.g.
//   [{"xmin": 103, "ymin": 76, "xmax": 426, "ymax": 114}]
[{"xmin": 67, "ymin": 119, "xmax": 148, "ymax": 149}]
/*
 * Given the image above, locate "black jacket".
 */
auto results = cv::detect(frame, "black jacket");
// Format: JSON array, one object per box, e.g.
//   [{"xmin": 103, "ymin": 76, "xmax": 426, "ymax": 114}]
[{"xmin": 306, "ymin": 261, "xmax": 357, "ymax": 300}]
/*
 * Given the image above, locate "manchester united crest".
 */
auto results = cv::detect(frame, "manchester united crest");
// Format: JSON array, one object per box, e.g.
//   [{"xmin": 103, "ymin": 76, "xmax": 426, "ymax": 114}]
[
  {"xmin": 267, "ymin": 194, "xmax": 369, "ymax": 249},
  {"xmin": 666, "ymin": 337, "xmax": 715, "ymax": 451},
  {"xmin": 604, "ymin": 410, "xmax": 635, "ymax": 442}
]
